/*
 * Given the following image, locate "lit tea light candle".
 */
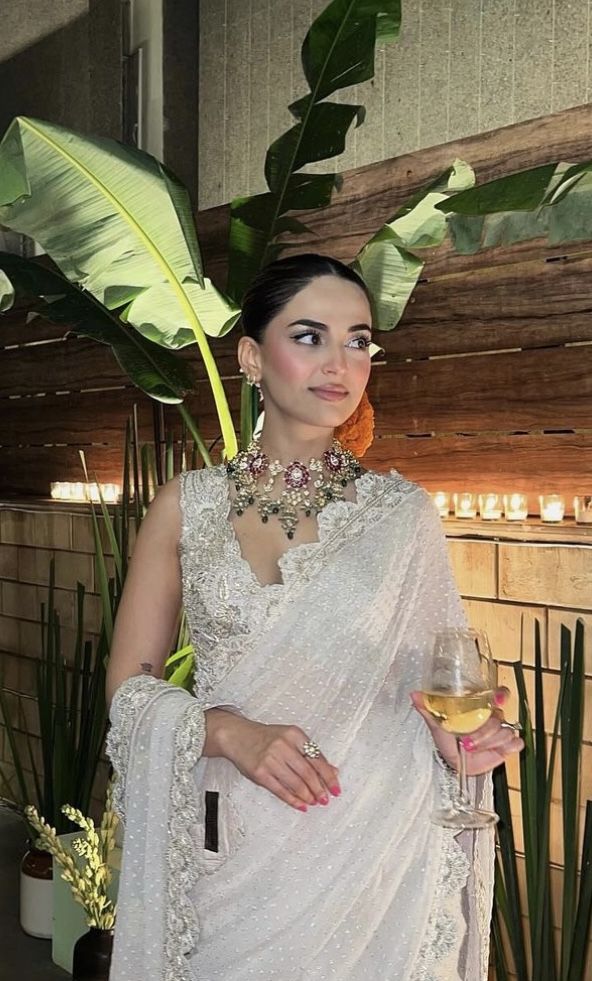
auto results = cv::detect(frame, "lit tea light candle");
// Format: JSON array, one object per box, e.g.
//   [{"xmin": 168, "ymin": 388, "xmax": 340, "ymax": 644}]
[
  {"xmin": 432, "ymin": 491, "xmax": 450, "ymax": 517},
  {"xmin": 574, "ymin": 496, "xmax": 592, "ymax": 524},
  {"xmin": 453, "ymin": 492, "xmax": 477, "ymax": 518},
  {"xmin": 539, "ymin": 494, "xmax": 565, "ymax": 523},
  {"xmin": 50, "ymin": 481, "xmax": 121, "ymax": 504},
  {"xmin": 503, "ymin": 493, "xmax": 528, "ymax": 521},
  {"xmin": 479, "ymin": 493, "xmax": 502, "ymax": 520}
]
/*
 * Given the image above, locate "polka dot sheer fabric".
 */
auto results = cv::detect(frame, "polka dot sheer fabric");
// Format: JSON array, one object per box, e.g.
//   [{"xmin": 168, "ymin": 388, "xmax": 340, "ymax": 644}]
[{"xmin": 106, "ymin": 471, "xmax": 494, "ymax": 980}]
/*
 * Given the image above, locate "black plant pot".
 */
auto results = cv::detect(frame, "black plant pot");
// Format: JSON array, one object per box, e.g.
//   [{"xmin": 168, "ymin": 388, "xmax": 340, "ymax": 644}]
[{"xmin": 72, "ymin": 927, "xmax": 114, "ymax": 981}]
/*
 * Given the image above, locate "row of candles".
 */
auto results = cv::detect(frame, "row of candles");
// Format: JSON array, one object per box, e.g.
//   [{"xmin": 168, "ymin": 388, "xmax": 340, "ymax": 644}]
[
  {"xmin": 49, "ymin": 482, "xmax": 592, "ymax": 525},
  {"xmin": 50, "ymin": 482, "xmax": 121, "ymax": 504},
  {"xmin": 432, "ymin": 492, "xmax": 592, "ymax": 524}
]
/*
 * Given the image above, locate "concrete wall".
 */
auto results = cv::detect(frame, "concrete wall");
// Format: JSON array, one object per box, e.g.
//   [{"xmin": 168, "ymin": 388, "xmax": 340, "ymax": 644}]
[
  {"xmin": 0, "ymin": 0, "xmax": 124, "ymax": 141},
  {"xmin": 198, "ymin": 0, "xmax": 592, "ymax": 209}
]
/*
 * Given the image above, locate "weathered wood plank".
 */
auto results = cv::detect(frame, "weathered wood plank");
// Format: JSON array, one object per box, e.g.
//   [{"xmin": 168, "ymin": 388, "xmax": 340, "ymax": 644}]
[
  {"xmin": 364, "ymin": 434, "xmax": 592, "ymax": 500},
  {"xmin": 447, "ymin": 540, "xmax": 497, "ymax": 598},
  {"xmin": 0, "ymin": 380, "xmax": 242, "ymax": 446},
  {"xmin": 0, "ymin": 332, "xmax": 240, "ymax": 399},
  {"xmin": 462, "ymin": 598, "xmax": 546, "ymax": 667},
  {"xmin": 498, "ymin": 543, "xmax": 592, "ymax": 610},
  {"xmin": 369, "ymin": 345, "xmax": 592, "ymax": 434},
  {"xmin": 383, "ymin": 254, "xmax": 592, "ymax": 360},
  {"xmin": 0, "ymin": 314, "xmax": 68, "ymax": 348}
]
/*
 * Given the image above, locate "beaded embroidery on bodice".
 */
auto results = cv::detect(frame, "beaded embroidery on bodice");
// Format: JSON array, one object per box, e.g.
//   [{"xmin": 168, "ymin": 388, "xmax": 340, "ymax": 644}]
[{"xmin": 178, "ymin": 465, "xmax": 414, "ymax": 708}]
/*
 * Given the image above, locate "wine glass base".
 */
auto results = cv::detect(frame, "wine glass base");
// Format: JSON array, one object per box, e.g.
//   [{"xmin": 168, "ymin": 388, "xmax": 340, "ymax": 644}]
[{"xmin": 431, "ymin": 807, "xmax": 499, "ymax": 830}]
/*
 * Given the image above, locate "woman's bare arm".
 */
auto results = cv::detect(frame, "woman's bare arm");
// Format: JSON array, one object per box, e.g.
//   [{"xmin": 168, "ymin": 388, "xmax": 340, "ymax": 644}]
[
  {"xmin": 104, "ymin": 473, "xmax": 341, "ymax": 812},
  {"xmin": 105, "ymin": 476, "xmax": 183, "ymax": 711}
]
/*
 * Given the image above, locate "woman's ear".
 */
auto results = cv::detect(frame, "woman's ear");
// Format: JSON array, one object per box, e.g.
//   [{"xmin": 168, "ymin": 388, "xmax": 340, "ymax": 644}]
[{"xmin": 237, "ymin": 335, "xmax": 262, "ymax": 382}]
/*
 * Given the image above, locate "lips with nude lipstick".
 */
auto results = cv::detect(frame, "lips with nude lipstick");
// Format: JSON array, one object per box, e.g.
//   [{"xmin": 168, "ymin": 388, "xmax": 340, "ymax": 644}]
[{"xmin": 309, "ymin": 385, "xmax": 349, "ymax": 402}]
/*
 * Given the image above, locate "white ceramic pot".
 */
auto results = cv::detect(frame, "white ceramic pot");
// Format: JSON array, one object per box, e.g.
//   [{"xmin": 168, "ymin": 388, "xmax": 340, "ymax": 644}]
[{"xmin": 19, "ymin": 845, "xmax": 53, "ymax": 938}]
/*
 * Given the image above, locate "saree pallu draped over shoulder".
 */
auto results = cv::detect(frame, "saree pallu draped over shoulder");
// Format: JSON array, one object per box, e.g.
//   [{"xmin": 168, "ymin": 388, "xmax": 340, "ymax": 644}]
[{"xmin": 106, "ymin": 470, "xmax": 494, "ymax": 981}]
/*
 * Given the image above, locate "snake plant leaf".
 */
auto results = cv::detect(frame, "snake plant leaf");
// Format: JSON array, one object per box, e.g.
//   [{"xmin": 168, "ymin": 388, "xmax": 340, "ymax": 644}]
[
  {"xmin": 0, "ymin": 269, "xmax": 14, "ymax": 311},
  {"xmin": 227, "ymin": 0, "xmax": 401, "ymax": 304},
  {"xmin": 0, "ymin": 116, "xmax": 237, "ymax": 455},
  {"xmin": 353, "ymin": 159, "xmax": 475, "ymax": 330},
  {"xmin": 0, "ymin": 253, "xmax": 196, "ymax": 403}
]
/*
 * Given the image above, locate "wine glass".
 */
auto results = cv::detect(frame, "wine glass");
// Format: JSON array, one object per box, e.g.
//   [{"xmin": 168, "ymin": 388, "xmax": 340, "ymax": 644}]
[{"xmin": 421, "ymin": 627, "xmax": 499, "ymax": 830}]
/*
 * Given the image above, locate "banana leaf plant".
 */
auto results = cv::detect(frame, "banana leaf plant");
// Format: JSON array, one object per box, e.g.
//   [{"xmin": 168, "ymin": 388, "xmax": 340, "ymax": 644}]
[
  {"xmin": 0, "ymin": 0, "xmax": 405, "ymax": 452},
  {"xmin": 436, "ymin": 160, "xmax": 592, "ymax": 254},
  {"xmin": 492, "ymin": 620, "xmax": 592, "ymax": 980},
  {"xmin": 0, "ymin": 116, "xmax": 240, "ymax": 458},
  {"xmin": 0, "ymin": 559, "xmax": 108, "ymax": 837},
  {"xmin": 0, "ymin": 251, "xmax": 212, "ymax": 465},
  {"xmin": 226, "ymin": 0, "xmax": 402, "ymax": 304}
]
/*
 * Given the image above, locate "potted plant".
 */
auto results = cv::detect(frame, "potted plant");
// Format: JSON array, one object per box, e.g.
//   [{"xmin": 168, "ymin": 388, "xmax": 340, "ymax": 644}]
[
  {"xmin": 25, "ymin": 781, "xmax": 118, "ymax": 981},
  {"xmin": 492, "ymin": 620, "xmax": 592, "ymax": 980},
  {"xmin": 0, "ymin": 558, "xmax": 109, "ymax": 938}
]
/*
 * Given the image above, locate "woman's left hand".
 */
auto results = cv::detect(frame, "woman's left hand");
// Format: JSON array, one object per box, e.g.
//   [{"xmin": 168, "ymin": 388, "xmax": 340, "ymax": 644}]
[{"xmin": 409, "ymin": 688, "xmax": 525, "ymax": 776}]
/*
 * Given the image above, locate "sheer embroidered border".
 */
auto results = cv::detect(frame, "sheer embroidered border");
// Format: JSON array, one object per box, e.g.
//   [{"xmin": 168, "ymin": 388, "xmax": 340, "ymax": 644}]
[
  {"xmin": 164, "ymin": 702, "xmax": 206, "ymax": 981},
  {"xmin": 105, "ymin": 675, "xmax": 164, "ymax": 822},
  {"xmin": 410, "ymin": 766, "xmax": 471, "ymax": 981}
]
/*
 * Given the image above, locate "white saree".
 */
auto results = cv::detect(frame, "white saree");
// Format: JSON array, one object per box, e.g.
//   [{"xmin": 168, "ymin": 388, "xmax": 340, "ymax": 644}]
[{"xmin": 106, "ymin": 467, "xmax": 494, "ymax": 981}]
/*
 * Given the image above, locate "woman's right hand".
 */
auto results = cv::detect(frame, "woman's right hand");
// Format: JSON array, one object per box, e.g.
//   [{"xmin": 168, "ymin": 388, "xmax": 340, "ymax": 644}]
[{"xmin": 205, "ymin": 708, "xmax": 341, "ymax": 812}]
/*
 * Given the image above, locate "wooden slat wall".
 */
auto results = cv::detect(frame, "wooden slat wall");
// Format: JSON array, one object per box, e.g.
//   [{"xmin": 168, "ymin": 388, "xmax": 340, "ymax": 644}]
[{"xmin": 1, "ymin": 104, "xmax": 592, "ymax": 501}]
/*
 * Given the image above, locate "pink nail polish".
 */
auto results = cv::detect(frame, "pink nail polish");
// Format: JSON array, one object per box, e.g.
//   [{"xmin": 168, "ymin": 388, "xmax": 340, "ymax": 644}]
[
  {"xmin": 318, "ymin": 795, "xmax": 329, "ymax": 806},
  {"xmin": 461, "ymin": 736, "xmax": 475, "ymax": 752},
  {"xmin": 494, "ymin": 690, "xmax": 506, "ymax": 706},
  {"xmin": 296, "ymin": 804, "xmax": 308, "ymax": 813},
  {"xmin": 330, "ymin": 785, "xmax": 341, "ymax": 797}
]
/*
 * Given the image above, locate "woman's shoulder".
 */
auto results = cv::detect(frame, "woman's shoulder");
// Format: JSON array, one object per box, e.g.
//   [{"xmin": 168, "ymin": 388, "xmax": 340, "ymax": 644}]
[
  {"xmin": 178, "ymin": 462, "xmax": 226, "ymax": 497},
  {"xmin": 177, "ymin": 465, "xmax": 228, "ymax": 548},
  {"xmin": 361, "ymin": 467, "xmax": 427, "ymax": 503}
]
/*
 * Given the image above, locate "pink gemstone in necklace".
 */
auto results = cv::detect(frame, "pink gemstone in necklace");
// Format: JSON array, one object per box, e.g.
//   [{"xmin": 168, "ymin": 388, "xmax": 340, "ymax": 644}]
[
  {"xmin": 323, "ymin": 448, "xmax": 344, "ymax": 473},
  {"xmin": 284, "ymin": 461, "xmax": 310, "ymax": 489},
  {"xmin": 247, "ymin": 450, "xmax": 269, "ymax": 477}
]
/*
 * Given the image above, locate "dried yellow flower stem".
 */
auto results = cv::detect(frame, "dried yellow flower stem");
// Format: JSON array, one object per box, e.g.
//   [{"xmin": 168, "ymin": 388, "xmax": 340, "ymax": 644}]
[{"xmin": 25, "ymin": 784, "xmax": 119, "ymax": 930}]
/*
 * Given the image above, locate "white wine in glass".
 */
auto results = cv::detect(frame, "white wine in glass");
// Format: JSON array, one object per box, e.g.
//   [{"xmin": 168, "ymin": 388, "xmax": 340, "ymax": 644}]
[{"xmin": 422, "ymin": 627, "xmax": 499, "ymax": 830}]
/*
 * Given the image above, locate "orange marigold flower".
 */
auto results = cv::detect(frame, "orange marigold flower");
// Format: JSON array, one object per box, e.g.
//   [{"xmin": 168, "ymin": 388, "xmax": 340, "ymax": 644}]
[{"xmin": 335, "ymin": 389, "xmax": 375, "ymax": 458}]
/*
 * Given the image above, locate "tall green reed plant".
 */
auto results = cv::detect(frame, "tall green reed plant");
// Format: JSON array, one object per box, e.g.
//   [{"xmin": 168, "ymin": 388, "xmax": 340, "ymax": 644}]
[
  {"xmin": 0, "ymin": 560, "xmax": 108, "ymax": 837},
  {"xmin": 492, "ymin": 620, "xmax": 592, "ymax": 980},
  {"xmin": 82, "ymin": 408, "xmax": 199, "ymax": 693}
]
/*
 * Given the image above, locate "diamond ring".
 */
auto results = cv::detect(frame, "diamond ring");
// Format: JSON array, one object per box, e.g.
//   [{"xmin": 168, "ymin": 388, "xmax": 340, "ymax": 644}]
[{"xmin": 301, "ymin": 740, "xmax": 322, "ymax": 759}]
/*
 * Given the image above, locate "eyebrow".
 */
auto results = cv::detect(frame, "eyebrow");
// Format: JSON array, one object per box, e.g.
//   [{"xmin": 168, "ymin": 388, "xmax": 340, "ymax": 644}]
[{"xmin": 286, "ymin": 318, "xmax": 372, "ymax": 332}]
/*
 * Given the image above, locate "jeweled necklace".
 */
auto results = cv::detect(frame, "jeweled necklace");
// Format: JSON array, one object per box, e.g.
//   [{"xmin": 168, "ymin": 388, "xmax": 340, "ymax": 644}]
[{"xmin": 226, "ymin": 436, "xmax": 363, "ymax": 539}]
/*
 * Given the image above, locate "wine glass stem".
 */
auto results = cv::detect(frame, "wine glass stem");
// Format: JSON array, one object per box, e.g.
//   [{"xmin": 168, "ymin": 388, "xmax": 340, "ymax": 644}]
[{"xmin": 456, "ymin": 737, "xmax": 472, "ymax": 809}]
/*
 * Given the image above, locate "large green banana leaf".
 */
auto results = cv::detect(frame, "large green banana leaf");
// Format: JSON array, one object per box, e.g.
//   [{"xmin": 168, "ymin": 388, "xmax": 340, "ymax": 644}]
[
  {"xmin": 0, "ymin": 252, "xmax": 196, "ymax": 403},
  {"xmin": 435, "ymin": 159, "xmax": 592, "ymax": 254},
  {"xmin": 352, "ymin": 159, "xmax": 475, "ymax": 330},
  {"xmin": 227, "ymin": 0, "xmax": 402, "ymax": 305},
  {"xmin": 0, "ymin": 117, "xmax": 238, "ymax": 455}
]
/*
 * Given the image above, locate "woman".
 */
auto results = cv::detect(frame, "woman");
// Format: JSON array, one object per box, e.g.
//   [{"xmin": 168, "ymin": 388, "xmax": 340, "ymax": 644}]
[{"xmin": 105, "ymin": 254, "xmax": 523, "ymax": 981}]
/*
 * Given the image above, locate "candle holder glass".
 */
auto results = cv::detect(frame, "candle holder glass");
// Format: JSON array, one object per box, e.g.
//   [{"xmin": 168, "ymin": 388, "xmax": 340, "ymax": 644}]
[
  {"xmin": 539, "ymin": 494, "xmax": 565, "ymax": 523},
  {"xmin": 503, "ymin": 493, "xmax": 529, "ymax": 521},
  {"xmin": 453, "ymin": 492, "xmax": 477, "ymax": 519},
  {"xmin": 478, "ymin": 493, "xmax": 502, "ymax": 520},
  {"xmin": 574, "ymin": 496, "xmax": 592, "ymax": 524},
  {"xmin": 432, "ymin": 492, "xmax": 450, "ymax": 518}
]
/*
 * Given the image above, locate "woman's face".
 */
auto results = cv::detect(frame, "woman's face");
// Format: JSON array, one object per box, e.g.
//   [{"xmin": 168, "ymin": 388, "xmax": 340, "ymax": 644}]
[{"xmin": 241, "ymin": 275, "xmax": 373, "ymax": 430}]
